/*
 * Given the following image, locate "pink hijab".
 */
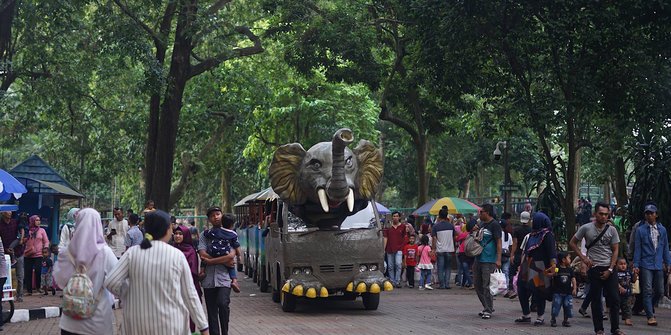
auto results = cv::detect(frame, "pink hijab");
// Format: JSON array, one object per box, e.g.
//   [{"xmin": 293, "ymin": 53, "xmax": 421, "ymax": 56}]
[{"xmin": 54, "ymin": 208, "xmax": 109, "ymax": 293}]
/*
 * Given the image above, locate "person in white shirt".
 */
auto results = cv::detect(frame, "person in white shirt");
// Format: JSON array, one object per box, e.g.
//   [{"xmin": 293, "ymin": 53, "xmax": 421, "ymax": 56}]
[
  {"xmin": 58, "ymin": 208, "xmax": 79, "ymax": 254},
  {"xmin": 53, "ymin": 208, "xmax": 118, "ymax": 335},
  {"xmin": 105, "ymin": 210, "xmax": 209, "ymax": 335},
  {"xmin": 107, "ymin": 208, "xmax": 128, "ymax": 258}
]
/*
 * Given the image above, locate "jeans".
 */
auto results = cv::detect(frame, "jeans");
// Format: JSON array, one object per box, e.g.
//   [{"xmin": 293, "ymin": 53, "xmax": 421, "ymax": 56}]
[
  {"xmin": 24, "ymin": 256, "xmax": 41, "ymax": 293},
  {"xmin": 455, "ymin": 254, "xmax": 463, "ymax": 285},
  {"xmin": 204, "ymin": 287, "xmax": 232, "ymax": 335},
  {"xmin": 588, "ymin": 266, "xmax": 620, "ymax": 334},
  {"xmin": 419, "ymin": 269, "xmax": 432, "ymax": 287},
  {"xmin": 385, "ymin": 251, "xmax": 402, "ymax": 285},
  {"xmin": 15, "ymin": 255, "xmax": 24, "ymax": 299},
  {"xmin": 551, "ymin": 293, "xmax": 573, "ymax": 319},
  {"xmin": 458, "ymin": 254, "xmax": 473, "ymax": 287},
  {"xmin": 501, "ymin": 259, "xmax": 510, "ymax": 290},
  {"xmin": 436, "ymin": 252, "xmax": 452, "ymax": 288},
  {"xmin": 405, "ymin": 265, "xmax": 415, "ymax": 287},
  {"xmin": 639, "ymin": 267, "xmax": 665, "ymax": 318},
  {"xmin": 474, "ymin": 260, "xmax": 496, "ymax": 313}
]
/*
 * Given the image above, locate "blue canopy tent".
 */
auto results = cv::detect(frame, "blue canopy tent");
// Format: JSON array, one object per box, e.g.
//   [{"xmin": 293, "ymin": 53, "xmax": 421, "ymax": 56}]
[{"xmin": 375, "ymin": 201, "xmax": 391, "ymax": 215}]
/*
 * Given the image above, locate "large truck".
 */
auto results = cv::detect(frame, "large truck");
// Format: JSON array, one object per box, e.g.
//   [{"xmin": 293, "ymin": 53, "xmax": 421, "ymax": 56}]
[{"xmin": 265, "ymin": 198, "xmax": 389, "ymax": 312}]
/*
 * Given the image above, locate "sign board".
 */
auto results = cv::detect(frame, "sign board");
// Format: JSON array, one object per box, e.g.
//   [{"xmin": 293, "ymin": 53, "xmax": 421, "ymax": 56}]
[
  {"xmin": 499, "ymin": 184, "xmax": 521, "ymax": 192},
  {"xmin": 2, "ymin": 254, "xmax": 12, "ymax": 301}
]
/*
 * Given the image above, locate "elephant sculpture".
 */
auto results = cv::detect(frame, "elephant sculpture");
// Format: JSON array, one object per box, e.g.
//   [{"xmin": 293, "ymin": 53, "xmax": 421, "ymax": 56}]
[{"xmin": 269, "ymin": 128, "xmax": 383, "ymax": 229}]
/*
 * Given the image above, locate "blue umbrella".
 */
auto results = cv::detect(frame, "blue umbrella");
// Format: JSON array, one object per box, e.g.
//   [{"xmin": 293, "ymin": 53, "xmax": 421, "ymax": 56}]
[
  {"xmin": 412, "ymin": 199, "xmax": 438, "ymax": 216},
  {"xmin": 0, "ymin": 168, "xmax": 27, "ymax": 201},
  {"xmin": 375, "ymin": 202, "xmax": 391, "ymax": 215}
]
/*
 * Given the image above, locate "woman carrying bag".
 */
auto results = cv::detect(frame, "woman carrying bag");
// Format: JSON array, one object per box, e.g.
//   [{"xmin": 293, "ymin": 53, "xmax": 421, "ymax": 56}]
[{"xmin": 515, "ymin": 212, "xmax": 557, "ymax": 326}]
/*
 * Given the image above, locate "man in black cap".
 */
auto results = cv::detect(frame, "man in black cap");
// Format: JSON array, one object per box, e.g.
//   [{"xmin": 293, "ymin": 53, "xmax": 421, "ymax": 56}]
[
  {"xmin": 198, "ymin": 206, "xmax": 237, "ymax": 335},
  {"xmin": 633, "ymin": 203, "xmax": 671, "ymax": 326}
]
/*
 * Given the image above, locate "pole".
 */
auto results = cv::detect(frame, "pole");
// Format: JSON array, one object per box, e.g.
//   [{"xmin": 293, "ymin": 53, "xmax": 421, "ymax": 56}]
[{"xmin": 504, "ymin": 143, "xmax": 511, "ymax": 214}]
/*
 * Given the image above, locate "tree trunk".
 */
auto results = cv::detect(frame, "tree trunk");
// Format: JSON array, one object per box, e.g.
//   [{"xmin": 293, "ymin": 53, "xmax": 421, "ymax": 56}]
[
  {"xmin": 149, "ymin": 0, "xmax": 196, "ymax": 211},
  {"xmin": 463, "ymin": 179, "xmax": 471, "ymax": 198},
  {"xmin": 564, "ymin": 115, "xmax": 581, "ymax": 236},
  {"xmin": 221, "ymin": 167, "xmax": 232, "ymax": 213},
  {"xmin": 416, "ymin": 135, "xmax": 429, "ymax": 207},
  {"xmin": 143, "ymin": 1, "xmax": 176, "ymax": 202},
  {"xmin": 613, "ymin": 156, "xmax": 629, "ymax": 207}
]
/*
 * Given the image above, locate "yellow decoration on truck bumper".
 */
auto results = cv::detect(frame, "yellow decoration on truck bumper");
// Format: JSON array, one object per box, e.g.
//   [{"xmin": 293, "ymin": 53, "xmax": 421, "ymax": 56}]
[
  {"xmin": 282, "ymin": 282, "xmax": 290, "ymax": 293},
  {"xmin": 305, "ymin": 287, "xmax": 317, "ymax": 298},
  {"xmin": 369, "ymin": 283, "xmax": 381, "ymax": 293},
  {"xmin": 383, "ymin": 281, "xmax": 393, "ymax": 291},
  {"xmin": 356, "ymin": 282, "xmax": 367, "ymax": 293},
  {"xmin": 345, "ymin": 282, "xmax": 354, "ymax": 292},
  {"xmin": 292, "ymin": 285, "xmax": 304, "ymax": 296}
]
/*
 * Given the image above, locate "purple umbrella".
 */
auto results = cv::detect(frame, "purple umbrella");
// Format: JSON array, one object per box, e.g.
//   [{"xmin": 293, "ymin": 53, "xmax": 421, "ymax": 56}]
[{"xmin": 375, "ymin": 202, "xmax": 391, "ymax": 215}]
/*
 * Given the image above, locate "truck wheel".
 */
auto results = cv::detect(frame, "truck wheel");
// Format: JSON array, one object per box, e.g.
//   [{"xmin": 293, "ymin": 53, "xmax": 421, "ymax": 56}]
[
  {"xmin": 259, "ymin": 265, "xmax": 269, "ymax": 293},
  {"xmin": 272, "ymin": 287, "xmax": 280, "ymax": 303},
  {"xmin": 362, "ymin": 292, "xmax": 380, "ymax": 310},
  {"xmin": 280, "ymin": 291, "xmax": 297, "ymax": 312}
]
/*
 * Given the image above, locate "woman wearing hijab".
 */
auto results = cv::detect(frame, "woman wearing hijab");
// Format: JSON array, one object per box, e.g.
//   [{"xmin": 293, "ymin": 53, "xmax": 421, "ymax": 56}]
[
  {"xmin": 53, "ymin": 208, "xmax": 119, "ymax": 335},
  {"xmin": 105, "ymin": 210, "xmax": 209, "ymax": 335},
  {"xmin": 24, "ymin": 215, "xmax": 50, "ymax": 295},
  {"xmin": 58, "ymin": 208, "xmax": 80, "ymax": 254},
  {"xmin": 173, "ymin": 224, "xmax": 203, "ymax": 333},
  {"xmin": 514, "ymin": 212, "xmax": 557, "ymax": 326}
]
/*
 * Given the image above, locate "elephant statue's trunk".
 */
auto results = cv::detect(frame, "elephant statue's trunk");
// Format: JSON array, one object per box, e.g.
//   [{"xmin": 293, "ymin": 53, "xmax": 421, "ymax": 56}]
[{"xmin": 324, "ymin": 128, "xmax": 354, "ymax": 212}]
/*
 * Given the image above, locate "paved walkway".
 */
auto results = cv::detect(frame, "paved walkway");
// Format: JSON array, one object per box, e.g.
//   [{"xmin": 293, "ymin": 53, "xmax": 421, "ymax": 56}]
[{"xmin": 4, "ymin": 277, "xmax": 671, "ymax": 334}]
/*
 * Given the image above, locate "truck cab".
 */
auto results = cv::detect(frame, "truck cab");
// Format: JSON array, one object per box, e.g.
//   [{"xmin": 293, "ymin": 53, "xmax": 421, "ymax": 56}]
[{"xmin": 265, "ymin": 199, "xmax": 392, "ymax": 312}]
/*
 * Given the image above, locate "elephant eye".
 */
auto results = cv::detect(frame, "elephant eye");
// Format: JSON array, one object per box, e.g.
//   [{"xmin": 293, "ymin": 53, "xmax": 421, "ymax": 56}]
[
  {"xmin": 308, "ymin": 159, "xmax": 322, "ymax": 170},
  {"xmin": 345, "ymin": 156, "xmax": 353, "ymax": 167}
]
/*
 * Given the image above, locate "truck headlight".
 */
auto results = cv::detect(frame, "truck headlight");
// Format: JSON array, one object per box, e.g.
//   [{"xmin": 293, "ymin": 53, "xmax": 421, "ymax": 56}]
[
  {"xmin": 292, "ymin": 268, "xmax": 302, "ymax": 275},
  {"xmin": 303, "ymin": 267, "xmax": 312, "ymax": 275},
  {"xmin": 359, "ymin": 264, "xmax": 368, "ymax": 272},
  {"xmin": 368, "ymin": 264, "xmax": 378, "ymax": 271}
]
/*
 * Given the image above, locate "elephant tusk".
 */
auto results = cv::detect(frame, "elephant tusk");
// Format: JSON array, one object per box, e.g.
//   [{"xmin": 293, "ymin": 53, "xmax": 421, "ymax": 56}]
[
  {"xmin": 347, "ymin": 188, "xmax": 354, "ymax": 212},
  {"xmin": 317, "ymin": 188, "xmax": 330, "ymax": 213}
]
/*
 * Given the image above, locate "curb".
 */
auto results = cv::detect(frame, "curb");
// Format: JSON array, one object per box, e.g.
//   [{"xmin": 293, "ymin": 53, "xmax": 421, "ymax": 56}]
[{"xmin": 9, "ymin": 299, "xmax": 120, "ymax": 323}]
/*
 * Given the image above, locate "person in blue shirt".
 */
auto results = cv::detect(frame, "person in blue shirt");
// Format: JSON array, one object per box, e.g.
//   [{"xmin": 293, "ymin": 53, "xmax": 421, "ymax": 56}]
[
  {"xmin": 473, "ymin": 204, "xmax": 502, "ymax": 320},
  {"xmin": 633, "ymin": 203, "xmax": 671, "ymax": 326}
]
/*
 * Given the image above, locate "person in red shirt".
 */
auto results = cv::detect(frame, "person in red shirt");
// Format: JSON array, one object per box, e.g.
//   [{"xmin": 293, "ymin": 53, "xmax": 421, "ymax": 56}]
[
  {"xmin": 403, "ymin": 234, "xmax": 419, "ymax": 288},
  {"xmin": 384, "ymin": 211, "xmax": 407, "ymax": 288}
]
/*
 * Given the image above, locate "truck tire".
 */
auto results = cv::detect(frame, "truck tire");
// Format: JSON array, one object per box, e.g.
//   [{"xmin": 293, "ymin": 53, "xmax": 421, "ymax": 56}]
[
  {"xmin": 280, "ymin": 290, "xmax": 297, "ymax": 312},
  {"xmin": 272, "ymin": 287, "xmax": 280, "ymax": 303},
  {"xmin": 362, "ymin": 292, "xmax": 379, "ymax": 310},
  {"xmin": 259, "ymin": 265, "xmax": 269, "ymax": 293}
]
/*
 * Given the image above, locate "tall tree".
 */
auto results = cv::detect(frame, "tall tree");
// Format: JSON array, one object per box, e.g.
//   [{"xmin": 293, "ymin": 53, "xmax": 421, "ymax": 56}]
[{"xmin": 108, "ymin": 0, "xmax": 264, "ymax": 210}]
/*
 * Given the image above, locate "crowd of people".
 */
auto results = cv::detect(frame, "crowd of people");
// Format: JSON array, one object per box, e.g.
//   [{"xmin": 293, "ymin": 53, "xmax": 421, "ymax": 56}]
[
  {"xmin": 0, "ymin": 204, "xmax": 240, "ymax": 335},
  {"xmin": 384, "ymin": 202, "xmax": 671, "ymax": 335}
]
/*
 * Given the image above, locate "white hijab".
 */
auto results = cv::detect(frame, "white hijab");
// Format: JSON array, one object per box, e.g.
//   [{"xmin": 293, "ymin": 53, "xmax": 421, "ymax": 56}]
[{"xmin": 54, "ymin": 208, "xmax": 108, "ymax": 293}]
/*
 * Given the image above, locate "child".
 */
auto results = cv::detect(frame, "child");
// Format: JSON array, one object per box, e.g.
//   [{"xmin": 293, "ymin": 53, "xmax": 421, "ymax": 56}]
[
  {"xmin": 402, "ymin": 234, "xmax": 418, "ymax": 288},
  {"xmin": 40, "ymin": 247, "xmax": 55, "ymax": 296},
  {"xmin": 417, "ymin": 235, "xmax": 434, "ymax": 290},
  {"xmin": 616, "ymin": 257, "xmax": 637, "ymax": 326},
  {"xmin": 550, "ymin": 251, "xmax": 576, "ymax": 327},
  {"xmin": 204, "ymin": 216, "xmax": 241, "ymax": 293}
]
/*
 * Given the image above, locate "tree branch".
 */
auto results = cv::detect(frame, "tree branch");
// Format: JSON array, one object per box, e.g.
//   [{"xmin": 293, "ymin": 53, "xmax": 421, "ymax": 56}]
[
  {"xmin": 206, "ymin": 0, "xmax": 232, "ymax": 15},
  {"xmin": 189, "ymin": 26, "xmax": 263, "ymax": 78},
  {"xmin": 112, "ymin": 0, "xmax": 166, "ymax": 47},
  {"xmin": 254, "ymin": 126, "xmax": 282, "ymax": 146}
]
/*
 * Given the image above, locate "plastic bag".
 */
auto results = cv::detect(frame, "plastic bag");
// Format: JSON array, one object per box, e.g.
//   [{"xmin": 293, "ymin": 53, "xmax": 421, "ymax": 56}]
[{"xmin": 489, "ymin": 269, "xmax": 507, "ymax": 296}]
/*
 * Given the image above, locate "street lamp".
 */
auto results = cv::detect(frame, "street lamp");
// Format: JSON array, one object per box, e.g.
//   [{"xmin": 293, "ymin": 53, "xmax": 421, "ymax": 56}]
[{"xmin": 493, "ymin": 141, "xmax": 512, "ymax": 214}]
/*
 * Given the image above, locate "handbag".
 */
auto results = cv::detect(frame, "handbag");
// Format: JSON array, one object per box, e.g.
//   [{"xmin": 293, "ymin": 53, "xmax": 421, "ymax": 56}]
[
  {"xmin": 489, "ymin": 269, "xmax": 508, "ymax": 296},
  {"xmin": 632, "ymin": 278, "xmax": 640, "ymax": 295}
]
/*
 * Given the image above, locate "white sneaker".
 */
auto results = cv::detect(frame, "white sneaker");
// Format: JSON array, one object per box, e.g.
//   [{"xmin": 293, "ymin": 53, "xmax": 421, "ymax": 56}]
[
  {"xmin": 425, "ymin": 284, "xmax": 434, "ymax": 290},
  {"xmin": 419, "ymin": 286, "xmax": 425, "ymax": 290}
]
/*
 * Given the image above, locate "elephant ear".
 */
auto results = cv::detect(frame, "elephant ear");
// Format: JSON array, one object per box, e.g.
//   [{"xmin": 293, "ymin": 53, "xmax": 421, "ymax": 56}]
[
  {"xmin": 353, "ymin": 139, "xmax": 383, "ymax": 199},
  {"xmin": 269, "ymin": 143, "xmax": 307, "ymax": 205}
]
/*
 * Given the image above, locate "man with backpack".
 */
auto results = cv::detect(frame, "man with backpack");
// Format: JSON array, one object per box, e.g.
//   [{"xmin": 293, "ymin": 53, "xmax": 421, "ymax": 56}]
[{"xmin": 473, "ymin": 204, "xmax": 502, "ymax": 320}]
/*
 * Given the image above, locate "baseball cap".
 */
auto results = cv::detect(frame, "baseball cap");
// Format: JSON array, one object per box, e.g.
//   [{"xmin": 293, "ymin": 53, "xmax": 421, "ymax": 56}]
[
  {"xmin": 644, "ymin": 204, "xmax": 657, "ymax": 213},
  {"xmin": 206, "ymin": 206, "xmax": 222, "ymax": 217},
  {"xmin": 520, "ymin": 211, "xmax": 531, "ymax": 223}
]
